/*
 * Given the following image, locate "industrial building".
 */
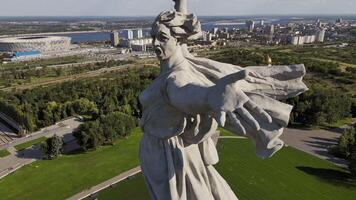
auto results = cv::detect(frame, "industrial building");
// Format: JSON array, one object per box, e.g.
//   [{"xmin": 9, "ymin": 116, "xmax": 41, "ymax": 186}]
[{"xmin": 0, "ymin": 36, "xmax": 71, "ymax": 53}]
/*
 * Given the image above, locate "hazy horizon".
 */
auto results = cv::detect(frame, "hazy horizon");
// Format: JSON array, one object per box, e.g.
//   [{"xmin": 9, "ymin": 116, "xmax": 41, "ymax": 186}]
[{"xmin": 0, "ymin": 0, "xmax": 355, "ymax": 17}]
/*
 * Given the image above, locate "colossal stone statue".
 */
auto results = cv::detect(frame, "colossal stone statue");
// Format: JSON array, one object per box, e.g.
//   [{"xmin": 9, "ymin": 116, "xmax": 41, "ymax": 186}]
[{"xmin": 139, "ymin": 0, "xmax": 308, "ymax": 199}]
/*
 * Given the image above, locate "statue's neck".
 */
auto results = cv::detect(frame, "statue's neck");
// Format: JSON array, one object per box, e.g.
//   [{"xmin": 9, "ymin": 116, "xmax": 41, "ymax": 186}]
[{"xmin": 160, "ymin": 47, "xmax": 186, "ymax": 73}]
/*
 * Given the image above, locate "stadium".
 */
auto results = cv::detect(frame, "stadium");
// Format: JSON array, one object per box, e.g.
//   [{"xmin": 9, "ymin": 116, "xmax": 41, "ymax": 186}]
[{"xmin": 0, "ymin": 36, "xmax": 71, "ymax": 53}]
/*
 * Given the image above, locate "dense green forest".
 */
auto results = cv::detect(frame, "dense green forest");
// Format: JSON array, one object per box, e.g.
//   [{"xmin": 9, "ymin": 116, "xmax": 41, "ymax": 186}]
[{"xmin": 0, "ymin": 67, "xmax": 159, "ymax": 133}]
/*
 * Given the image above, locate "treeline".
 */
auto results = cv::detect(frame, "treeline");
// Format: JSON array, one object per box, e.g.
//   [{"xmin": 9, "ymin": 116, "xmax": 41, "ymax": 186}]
[
  {"xmin": 287, "ymin": 85, "xmax": 352, "ymax": 126},
  {"xmin": 74, "ymin": 112, "xmax": 137, "ymax": 150},
  {"xmin": 0, "ymin": 59, "xmax": 134, "ymax": 88},
  {"xmin": 330, "ymin": 127, "xmax": 356, "ymax": 177},
  {"xmin": 0, "ymin": 67, "xmax": 159, "ymax": 132}
]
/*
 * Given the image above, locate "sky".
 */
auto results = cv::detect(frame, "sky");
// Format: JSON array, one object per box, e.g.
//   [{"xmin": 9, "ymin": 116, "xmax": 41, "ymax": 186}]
[{"xmin": 0, "ymin": 0, "xmax": 355, "ymax": 16}]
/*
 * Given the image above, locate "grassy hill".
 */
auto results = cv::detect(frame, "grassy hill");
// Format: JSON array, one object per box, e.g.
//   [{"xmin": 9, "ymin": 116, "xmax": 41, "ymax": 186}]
[
  {"xmin": 93, "ymin": 138, "xmax": 356, "ymax": 200},
  {"xmin": 0, "ymin": 129, "xmax": 142, "ymax": 200},
  {"xmin": 1, "ymin": 129, "xmax": 355, "ymax": 200}
]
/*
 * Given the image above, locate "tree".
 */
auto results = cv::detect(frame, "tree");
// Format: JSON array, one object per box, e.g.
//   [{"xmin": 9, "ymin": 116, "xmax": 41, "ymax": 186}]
[
  {"xmin": 73, "ymin": 112, "xmax": 137, "ymax": 150},
  {"xmin": 330, "ymin": 127, "xmax": 356, "ymax": 177},
  {"xmin": 288, "ymin": 84, "xmax": 352, "ymax": 126},
  {"xmin": 41, "ymin": 135, "xmax": 64, "ymax": 160},
  {"xmin": 74, "ymin": 120, "xmax": 104, "ymax": 150}
]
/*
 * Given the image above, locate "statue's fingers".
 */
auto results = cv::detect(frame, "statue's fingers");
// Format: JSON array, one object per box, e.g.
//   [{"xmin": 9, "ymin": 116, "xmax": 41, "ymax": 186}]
[
  {"xmin": 245, "ymin": 100, "xmax": 272, "ymax": 123},
  {"xmin": 227, "ymin": 112, "xmax": 246, "ymax": 135},
  {"xmin": 236, "ymin": 107, "xmax": 260, "ymax": 131},
  {"xmin": 215, "ymin": 111, "xmax": 226, "ymax": 127},
  {"xmin": 220, "ymin": 70, "xmax": 248, "ymax": 85}
]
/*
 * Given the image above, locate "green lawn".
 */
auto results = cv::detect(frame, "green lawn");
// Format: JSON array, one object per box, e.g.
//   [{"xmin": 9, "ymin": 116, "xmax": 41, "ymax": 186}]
[
  {"xmin": 0, "ymin": 149, "xmax": 10, "ymax": 158},
  {"xmin": 14, "ymin": 137, "xmax": 48, "ymax": 151},
  {"xmin": 0, "ymin": 129, "xmax": 142, "ymax": 200},
  {"xmin": 92, "ymin": 138, "xmax": 356, "ymax": 200},
  {"xmin": 2, "ymin": 129, "xmax": 355, "ymax": 200}
]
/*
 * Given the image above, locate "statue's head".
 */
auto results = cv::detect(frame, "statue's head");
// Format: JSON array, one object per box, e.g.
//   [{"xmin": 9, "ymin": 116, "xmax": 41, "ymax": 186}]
[{"xmin": 151, "ymin": 11, "xmax": 201, "ymax": 60}]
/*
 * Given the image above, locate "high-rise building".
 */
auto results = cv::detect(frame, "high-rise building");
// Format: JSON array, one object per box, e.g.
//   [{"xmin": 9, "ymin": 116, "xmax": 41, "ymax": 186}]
[
  {"xmin": 304, "ymin": 35, "xmax": 316, "ymax": 44},
  {"xmin": 290, "ymin": 36, "xmax": 299, "ymax": 45},
  {"xmin": 265, "ymin": 25, "xmax": 274, "ymax": 41},
  {"xmin": 110, "ymin": 31, "xmax": 120, "ymax": 47},
  {"xmin": 246, "ymin": 20, "xmax": 255, "ymax": 32},
  {"xmin": 260, "ymin": 19, "xmax": 264, "ymax": 26},
  {"xmin": 316, "ymin": 28, "xmax": 326, "ymax": 42},
  {"xmin": 133, "ymin": 29, "xmax": 143, "ymax": 39},
  {"xmin": 123, "ymin": 29, "xmax": 134, "ymax": 40},
  {"xmin": 266, "ymin": 25, "xmax": 274, "ymax": 35},
  {"xmin": 213, "ymin": 27, "xmax": 219, "ymax": 35}
]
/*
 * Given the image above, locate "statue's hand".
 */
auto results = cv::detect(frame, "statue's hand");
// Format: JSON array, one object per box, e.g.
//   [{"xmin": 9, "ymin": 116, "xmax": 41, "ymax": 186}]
[{"xmin": 208, "ymin": 70, "xmax": 272, "ymax": 133}]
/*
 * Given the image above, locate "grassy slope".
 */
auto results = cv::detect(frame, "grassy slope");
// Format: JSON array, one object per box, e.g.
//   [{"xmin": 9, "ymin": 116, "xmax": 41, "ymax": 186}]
[
  {"xmin": 0, "ymin": 129, "xmax": 142, "ymax": 200},
  {"xmin": 0, "ymin": 149, "xmax": 10, "ymax": 158},
  {"xmin": 94, "ymin": 138, "xmax": 356, "ymax": 200},
  {"xmin": 14, "ymin": 137, "xmax": 47, "ymax": 151}
]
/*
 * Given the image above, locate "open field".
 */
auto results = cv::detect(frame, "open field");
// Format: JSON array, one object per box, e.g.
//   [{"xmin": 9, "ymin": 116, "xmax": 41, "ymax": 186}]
[
  {"xmin": 14, "ymin": 137, "xmax": 47, "ymax": 151},
  {"xmin": 92, "ymin": 138, "xmax": 356, "ymax": 200},
  {"xmin": 0, "ymin": 128, "xmax": 142, "ymax": 200},
  {"xmin": 0, "ymin": 149, "xmax": 10, "ymax": 158}
]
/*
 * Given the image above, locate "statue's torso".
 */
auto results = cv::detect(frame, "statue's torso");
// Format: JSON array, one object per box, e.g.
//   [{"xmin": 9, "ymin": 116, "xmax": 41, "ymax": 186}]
[{"xmin": 139, "ymin": 64, "xmax": 217, "ymax": 142}]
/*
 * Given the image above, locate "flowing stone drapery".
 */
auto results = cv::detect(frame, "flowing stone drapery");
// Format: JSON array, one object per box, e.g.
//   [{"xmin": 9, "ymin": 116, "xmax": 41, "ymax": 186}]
[{"xmin": 138, "ymin": 1, "xmax": 308, "ymax": 199}]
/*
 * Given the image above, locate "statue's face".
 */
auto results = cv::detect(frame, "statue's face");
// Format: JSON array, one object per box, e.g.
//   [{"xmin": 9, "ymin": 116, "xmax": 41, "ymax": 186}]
[{"xmin": 151, "ymin": 24, "xmax": 178, "ymax": 61}]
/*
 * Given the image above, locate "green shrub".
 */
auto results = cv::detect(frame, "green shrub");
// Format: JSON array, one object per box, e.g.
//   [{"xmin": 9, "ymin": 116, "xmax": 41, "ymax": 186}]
[{"xmin": 41, "ymin": 135, "xmax": 64, "ymax": 160}]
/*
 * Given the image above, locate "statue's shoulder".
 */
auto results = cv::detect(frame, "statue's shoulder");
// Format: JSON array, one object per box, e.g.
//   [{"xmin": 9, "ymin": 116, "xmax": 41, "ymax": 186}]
[{"xmin": 139, "ymin": 72, "xmax": 171, "ymax": 106}]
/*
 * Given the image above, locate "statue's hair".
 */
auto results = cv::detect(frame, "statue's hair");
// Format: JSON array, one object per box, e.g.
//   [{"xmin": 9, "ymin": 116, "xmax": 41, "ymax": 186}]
[{"xmin": 152, "ymin": 11, "xmax": 202, "ymax": 42}]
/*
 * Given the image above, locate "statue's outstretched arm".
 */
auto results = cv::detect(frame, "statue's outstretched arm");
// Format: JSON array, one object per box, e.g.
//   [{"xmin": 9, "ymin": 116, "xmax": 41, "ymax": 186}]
[{"xmin": 166, "ymin": 70, "xmax": 272, "ymax": 134}]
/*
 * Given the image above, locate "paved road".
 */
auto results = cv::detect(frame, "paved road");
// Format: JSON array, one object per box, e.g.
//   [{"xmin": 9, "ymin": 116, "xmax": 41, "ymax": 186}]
[
  {"xmin": 0, "ymin": 117, "xmax": 82, "ymax": 151},
  {"xmin": 0, "ymin": 117, "xmax": 82, "ymax": 179},
  {"xmin": 281, "ymin": 128, "xmax": 348, "ymax": 167},
  {"xmin": 66, "ymin": 166, "xmax": 142, "ymax": 200}
]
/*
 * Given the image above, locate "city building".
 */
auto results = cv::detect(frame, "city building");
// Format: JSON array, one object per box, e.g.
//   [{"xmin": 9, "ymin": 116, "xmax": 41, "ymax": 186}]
[
  {"xmin": 246, "ymin": 20, "xmax": 255, "ymax": 32},
  {"xmin": 260, "ymin": 19, "xmax": 264, "ymax": 26},
  {"xmin": 0, "ymin": 36, "xmax": 71, "ymax": 53},
  {"xmin": 110, "ymin": 31, "xmax": 120, "ymax": 47},
  {"xmin": 213, "ymin": 27, "xmax": 219, "ymax": 35},
  {"xmin": 133, "ymin": 29, "xmax": 143, "ymax": 39},
  {"xmin": 316, "ymin": 28, "xmax": 326, "ymax": 42},
  {"xmin": 304, "ymin": 35, "xmax": 316, "ymax": 44},
  {"xmin": 120, "ymin": 38, "xmax": 153, "ymax": 52},
  {"xmin": 290, "ymin": 36, "xmax": 299, "ymax": 45},
  {"xmin": 122, "ymin": 29, "xmax": 134, "ymax": 40}
]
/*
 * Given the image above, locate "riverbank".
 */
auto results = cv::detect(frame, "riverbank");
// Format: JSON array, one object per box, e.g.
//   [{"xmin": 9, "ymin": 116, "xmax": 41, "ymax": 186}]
[{"xmin": 0, "ymin": 30, "xmax": 111, "ymax": 38}]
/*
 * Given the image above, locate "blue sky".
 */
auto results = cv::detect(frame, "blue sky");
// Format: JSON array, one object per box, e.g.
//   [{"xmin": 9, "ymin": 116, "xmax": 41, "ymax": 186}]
[{"xmin": 0, "ymin": 0, "xmax": 355, "ymax": 16}]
